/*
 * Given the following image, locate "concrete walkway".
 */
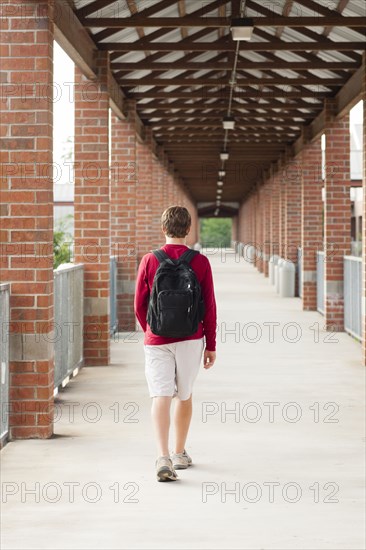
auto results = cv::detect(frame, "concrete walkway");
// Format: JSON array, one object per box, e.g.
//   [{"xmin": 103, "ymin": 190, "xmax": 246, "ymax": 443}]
[{"xmin": 1, "ymin": 249, "xmax": 365, "ymax": 550}]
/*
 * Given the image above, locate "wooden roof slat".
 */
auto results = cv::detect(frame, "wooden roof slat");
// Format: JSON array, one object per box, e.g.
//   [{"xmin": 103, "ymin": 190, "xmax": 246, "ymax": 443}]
[
  {"xmin": 83, "ymin": 16, "xmax": 366, "ymax": 28},
  {"xmin": 98, "ymin": 40, "xmax": 365, "ymax": 51}
]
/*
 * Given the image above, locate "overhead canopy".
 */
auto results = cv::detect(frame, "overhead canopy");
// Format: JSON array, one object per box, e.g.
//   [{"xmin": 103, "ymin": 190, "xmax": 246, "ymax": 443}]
[{"xmin": 73, "ymin": 0, "xmax": 365, "ymax": 204}]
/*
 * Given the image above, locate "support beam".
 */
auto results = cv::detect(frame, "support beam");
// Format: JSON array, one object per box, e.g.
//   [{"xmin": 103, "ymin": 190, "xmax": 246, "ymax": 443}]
[
  {"xmin": 54, "ymin": 0, "xmax": 97, "ymax": 79},
  {"xmin": 99, "ymin": 40, "xmax": 365, "ymax": 52},
  {"xmin": 112, "ymin": 61, "xmax": 358, "ymax": 71},
  {"xmin": 83, "ymin": 16, "xmax": 366, "ymax": 28}
]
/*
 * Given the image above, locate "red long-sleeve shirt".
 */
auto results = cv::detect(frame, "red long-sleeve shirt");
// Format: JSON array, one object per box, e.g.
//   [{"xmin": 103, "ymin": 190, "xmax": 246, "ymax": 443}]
[{"xmin": 134, "ymin": 244, "xmax": 217, "ymax": 351}]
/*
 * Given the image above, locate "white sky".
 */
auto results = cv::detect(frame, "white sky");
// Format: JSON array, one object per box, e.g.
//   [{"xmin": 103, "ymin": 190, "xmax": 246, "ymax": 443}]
[{"xmin": 53, "ymin": 41, "xmax": 75, "ymax": 185}]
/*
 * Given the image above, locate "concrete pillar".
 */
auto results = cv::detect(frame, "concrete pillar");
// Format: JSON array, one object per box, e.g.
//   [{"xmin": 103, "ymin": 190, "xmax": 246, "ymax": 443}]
[
  {"xmin": 1, "ymin": 1, "xmax": 54, "ymax": 438},
  {"xmin": 301, "ymin": 136, "xmax": 323, "ymax": 310},
  {"xmin": 110, "ymin": 105, "xmax": 137, "ymax": 332},
  {"xmin": 74, "ymin": 53, "xmax": 111, "ymax": 366},
  {"xmin": 324, "ymin": 98, "xmax": 352, "ymax": 331}
]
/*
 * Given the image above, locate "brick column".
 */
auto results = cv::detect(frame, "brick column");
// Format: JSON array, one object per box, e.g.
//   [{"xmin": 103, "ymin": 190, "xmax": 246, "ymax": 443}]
[
  {"xmin": 262, "ymin": 180, "xmax": 271, "ymax": 277},
  {"xmin": 283, "ymin": 156, "xmax": 302, "ymax": 296},
  {"xmin": 362, "ymin": 54, "xmax": 366, "ymax": 366},
  {"xmin": 324, "ymin": 98, "xmax": 352, "ymax": 331},
  {"xmin": 301, "ymin": 136, "xmax": 323, "ymax": 310},
  {"xmin": 74, "ymin": 53, "xmax": 110, "ymax": 366},
  {"xmin": 279, "ymin": 161, "xmax": 286, "ymax": 258},
  {"xmin": 151, "ymin": 146, "xmax": 163, "ymax": 250},
  {"xmin": 270, "ymin": 168, "xmax": 280, "ymax": 258},
  {"xmin": 110, "ymin": 105, "xmax": 137, "ymax": 332},
  {"xmin": 0, "ymin": 1, "xmax": 54, "ymax": 438},
  {"xmin": 284, "ymin": 157, "xmax": 301, "ymax": 262},
  {"xmin": 136, "ymin": 131, "xmax": 153, "ymax": 262}
]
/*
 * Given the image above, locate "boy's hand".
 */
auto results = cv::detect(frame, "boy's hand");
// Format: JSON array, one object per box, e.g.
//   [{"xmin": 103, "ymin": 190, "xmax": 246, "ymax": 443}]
[{"xmin": 203, "ymin": 349, "xmax": 216, "ymax": 369}]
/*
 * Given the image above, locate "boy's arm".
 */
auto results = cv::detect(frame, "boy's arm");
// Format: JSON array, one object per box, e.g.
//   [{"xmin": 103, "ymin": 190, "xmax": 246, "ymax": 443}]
[
  {"xmin": 134, "ymin": 255, "xmax": 149, "ymax": 332},
  {"xmin": 201, "ymin": 258, "xmax": 217, "ymax": 351}
]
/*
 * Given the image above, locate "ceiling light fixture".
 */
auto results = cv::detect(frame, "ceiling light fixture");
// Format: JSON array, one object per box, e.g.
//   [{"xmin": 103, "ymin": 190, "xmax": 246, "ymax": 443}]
[
  {"xmin": 219, "ymin": 170, "xmax": 226, "ymax": 178},
  {"xmin": 217, "ymin": 180, "xmax": 224, "ymax": 187},
  {"xmin": 223, "ymin": 116, "xmax": 235, "ymax": 130},
  {"xmin": 220, "ymin": 151, "xmax": 229, "ymax": 161},
  {"xmin": 230, "ymin": 18, "xmax": 254, "ymax": 41}
]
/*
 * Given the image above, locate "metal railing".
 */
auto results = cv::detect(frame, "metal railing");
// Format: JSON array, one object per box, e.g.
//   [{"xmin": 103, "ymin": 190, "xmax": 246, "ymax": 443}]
[
  {"xmin": 110, "ymin": 256, "xmax": 117, "ymax": 336},
  {"xmin": 297, "ymin": 247, "xmax": 302, "ymax": 298},
  {"xmin": 54, "ymin": 264, "xmax": 84, "ymax": 389},
  {"xmin": 316, "ymin": 251, "xmax": 325, "ymax": 314},
  {"xmin": 344, "ymin": 255, "xmax": 362, "ymax": 341},
  {"xmin": 0, "ymin": 284, "xmax": 10, "ymax": 445}
]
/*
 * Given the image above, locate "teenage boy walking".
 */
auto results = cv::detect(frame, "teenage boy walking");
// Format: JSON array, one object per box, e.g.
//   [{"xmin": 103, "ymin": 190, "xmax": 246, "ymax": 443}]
[{"xmin": 134, "ymin": 206, "xmax": 217, "ymax": 481}]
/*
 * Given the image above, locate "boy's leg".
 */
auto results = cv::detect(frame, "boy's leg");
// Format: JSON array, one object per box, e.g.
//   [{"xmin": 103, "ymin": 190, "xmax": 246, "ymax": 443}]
[
  {"xmin": 144, "ymin": 343, "xmax": 176, "ymax": 456},
  {"xmin": 173, "ymin": 394, "xmax": 193, "ymax": 454},
  {"xmin": 174, "ymin": 337, "xmax": 205, "ymax": 454},
  {"xmin": 152, "ymin": 396, "xmax": 172, "ymax": 456}
]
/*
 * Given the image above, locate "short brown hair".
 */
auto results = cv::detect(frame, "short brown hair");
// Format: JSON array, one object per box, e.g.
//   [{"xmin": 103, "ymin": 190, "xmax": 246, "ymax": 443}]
[{"xmin": 161, "ymin": 206, "xmax": 191, "ymax": 238}]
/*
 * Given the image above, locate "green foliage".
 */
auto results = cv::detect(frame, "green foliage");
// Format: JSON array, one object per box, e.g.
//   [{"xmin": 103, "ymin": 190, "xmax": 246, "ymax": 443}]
[
  {"xmin": 54, "ymin": 214, "xmax": 73, "ymax": 269},
  {"xmin": 199, "ymin": 217, "xmax": 232, "ymax": 248}
]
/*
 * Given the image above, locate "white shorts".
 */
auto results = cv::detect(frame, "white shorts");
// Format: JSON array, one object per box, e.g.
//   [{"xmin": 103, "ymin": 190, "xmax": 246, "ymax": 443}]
[{"xmin": 144, "ymin": 337, "xmax": 205, "ymax": 400}]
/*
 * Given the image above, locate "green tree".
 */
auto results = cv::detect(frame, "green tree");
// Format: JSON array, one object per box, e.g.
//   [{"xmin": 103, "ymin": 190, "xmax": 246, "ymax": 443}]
[
  {"xmin": 54, "ymin": 214, "xmax": 73, "ymax": 269},
  {"xmin": 199, "ymin": 218, "xmax": 232, "ymax": 248}
]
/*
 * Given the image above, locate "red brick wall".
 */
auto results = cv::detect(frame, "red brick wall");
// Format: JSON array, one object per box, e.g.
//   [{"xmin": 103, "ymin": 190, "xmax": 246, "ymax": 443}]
[
  {"xmin": 324, "ymin": 99, "xmax": 352, "ymax": 331},
  {"xmin": 74, "ymin": 54, "xmax": 110, "ymax": 366},
  {"xmin": 110, "ymin": 111, "xmax": 137, "ymax": 331},
  {"xmin": 270, "ymin": 171, "xmax": 280, "ymax": 258},
  {"xmin": 136, "ymin": 137, "xmax": 153, "ymax": 261},
  {"xmin": 362, "ymin": 56, "xmax": 366, "ymax": 366},
  {"xmin": 301, "ymin": 138, "xmax": 323, "ymax": 310},
  {"xmin": 262, "ymin": 180, "xmax": 271, "ymax": 277},
  {"xmin": 0, "ymin": 1, "xmax": 54, "ymax": 438}
]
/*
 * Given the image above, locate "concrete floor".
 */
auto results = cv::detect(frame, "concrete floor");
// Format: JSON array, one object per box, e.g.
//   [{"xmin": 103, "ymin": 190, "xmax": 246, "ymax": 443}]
[{"xmin": 1, "ymin": 249, "xmax": 365, "ymax": 550}]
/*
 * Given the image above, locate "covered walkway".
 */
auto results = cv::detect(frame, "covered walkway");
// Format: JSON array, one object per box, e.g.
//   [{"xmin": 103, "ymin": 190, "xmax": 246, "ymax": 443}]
[{"xmin": 1, "ymin": 250, "xmax": 364, "ymax": 550}]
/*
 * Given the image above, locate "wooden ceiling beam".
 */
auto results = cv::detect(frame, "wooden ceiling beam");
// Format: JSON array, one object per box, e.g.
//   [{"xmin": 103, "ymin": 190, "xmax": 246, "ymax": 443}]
[
  {"xmin": 143, "ymin": 112, "xmax": 315, "ymax": 119},
  {"xmin": 99, "ymin": 40, "xmax": 365, "ymax": 51},
  {"xmin": 112, "ymin": 60, "xmax": 358, "ymax": 71},
  {"xmin": 119, "ymin": 77, "xmax": 343, "ymax": 86},
  {"xmin": 130, "ymin": 91, "xmax": 331, "ymax": 98},
  {"xmin": 83, "ymin": 16, "xmax": 366, "ymax": 28}
]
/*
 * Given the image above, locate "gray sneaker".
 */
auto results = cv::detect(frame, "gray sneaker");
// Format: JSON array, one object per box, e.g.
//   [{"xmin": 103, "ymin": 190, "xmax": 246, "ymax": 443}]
[
  {"xmin": 171, "ymin": 449, "xmax": 192, "ymax": 470},
  {"xmin": 155, "ymin": 455, "xmax": 178, "ymax": 482}
]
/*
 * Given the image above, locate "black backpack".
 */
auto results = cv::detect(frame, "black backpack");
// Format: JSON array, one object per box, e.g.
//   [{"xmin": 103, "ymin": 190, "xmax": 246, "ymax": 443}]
[{"xmin": 146, "ymin": 248, "xmax": 205, "ymax": 337}]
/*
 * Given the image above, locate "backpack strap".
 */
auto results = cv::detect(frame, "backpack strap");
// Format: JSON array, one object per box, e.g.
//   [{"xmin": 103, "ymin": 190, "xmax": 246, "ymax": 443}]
[
  {"xmin": 179, "ymin": 249, "xmax": 200, "ymax": 265},
  {"xmin": 151, "ymin": 249, "xmax": 175, "ymax": 265}
]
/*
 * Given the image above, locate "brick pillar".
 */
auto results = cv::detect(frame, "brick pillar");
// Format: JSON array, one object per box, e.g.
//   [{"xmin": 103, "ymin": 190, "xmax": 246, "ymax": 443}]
[
  {"xmin": 151, "ymin": 146, "xmax": 163, "ymax": 250},
  {"xmin": 168, "ymin": 164, "xmax": 175, "ymax": 206},
  {"xmin": 74, "ymin": 52, "xmax": 110, "ymax": 366},
  {"xmin": 301, "ymin": 136, "xmax": 323, "ymax": 310},
  {"xmin": 362, "ymin": 54, "xmax": 366, "ymax": 366},
  {"xmin": 279, "ymin": 161, "xmax": 286, "ymax": 258},
  {"xmin": 250, "ymin": 194, "xmax": 256, "ymax": 253},
  {"xmin": 270, "ymin": 168, "xmax": 280, "ymax": 258},
  {"xmin": 136, "ymin": 131, "xmax": 153, "ymax": 262},
  {"xmin": 283, "ymin": 156, "xmax": 302, "ymax": 296},
  {"xmin": 256, "ymin": 187, "xmax": 263, "ymax": 272},
  {"xmin": 0, "ymin": 1, "xmax": 54, "ymax": 438},
  {"xmin": 324, "ymin": 98, "xmax": 352, "ymax": 331},
  {"xmin": 110, "ymin": 106, "xmax": 137, "ymax": 332},
  {"xmin": 262, "ymin": 180, "xmax": 271, "ymax": 277}
]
